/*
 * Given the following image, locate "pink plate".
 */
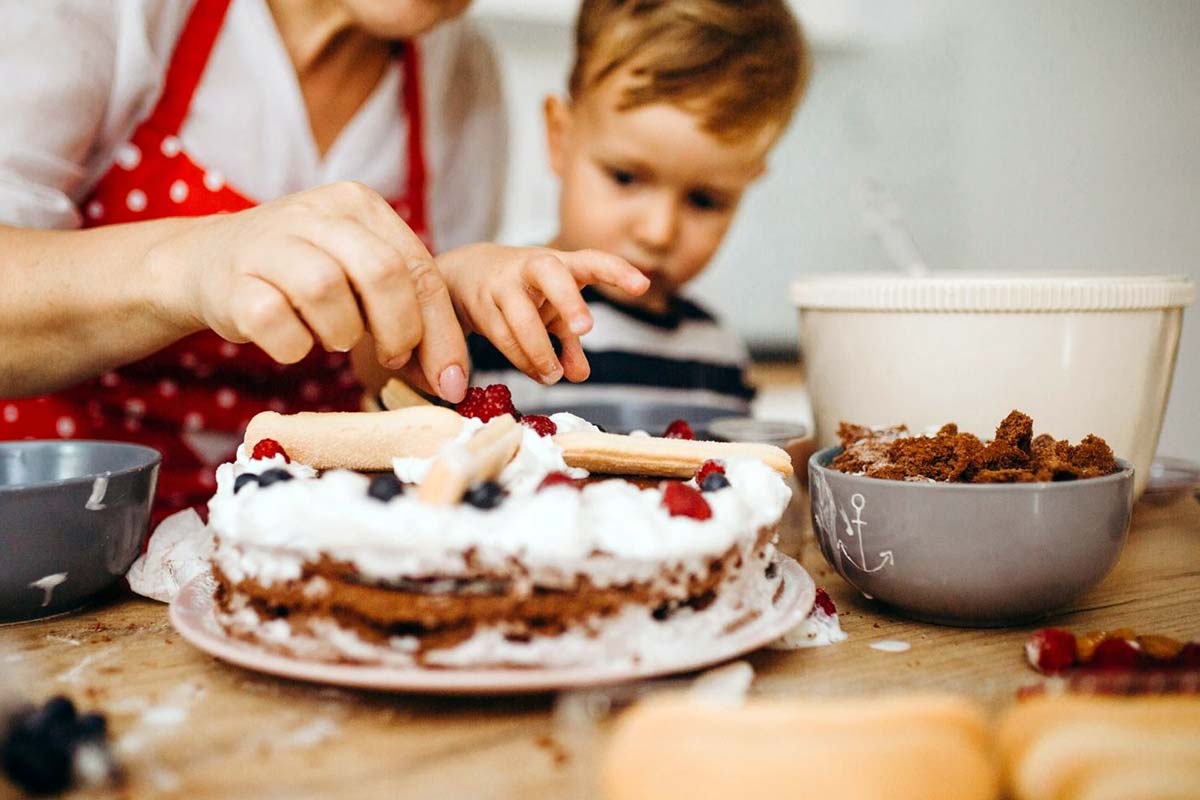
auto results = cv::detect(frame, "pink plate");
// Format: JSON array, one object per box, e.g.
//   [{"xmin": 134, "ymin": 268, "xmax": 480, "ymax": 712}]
[{"xmin": 169, "ymin": 557, "xmax": 815, "ymax": 694}]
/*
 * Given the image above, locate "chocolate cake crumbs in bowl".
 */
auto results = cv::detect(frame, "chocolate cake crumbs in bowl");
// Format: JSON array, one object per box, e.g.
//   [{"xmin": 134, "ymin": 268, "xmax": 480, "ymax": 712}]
[
  {"xmin": 830, "ymin": 410, "xmax": 1119, "ymax": 484},
  {"xmin": 808, "ymin": 412, "xmax": 1134, "ymax": 627}
]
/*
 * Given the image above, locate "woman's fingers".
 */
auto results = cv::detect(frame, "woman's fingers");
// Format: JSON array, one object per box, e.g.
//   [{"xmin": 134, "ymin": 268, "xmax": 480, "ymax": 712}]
[
  {"xmin": 302, "ymin": 217, "xmax": 423, "ymax": 367},
  {"xmin": 232, "ymin": 277, "xmax": 314, "ymax": 364},
  {"xmin": 406, "ymin": 257, "xmax": 469, "ymax": 402},
  {"xmin": 260, "ymin": 236, "xmax": 365, "ymax": 354},
  {"xmin": 336, "ymin": 186, "xmax": 470, "ymax": 402}
]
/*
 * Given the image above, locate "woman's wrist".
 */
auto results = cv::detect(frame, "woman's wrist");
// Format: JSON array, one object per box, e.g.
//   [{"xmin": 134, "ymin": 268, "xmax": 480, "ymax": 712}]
[{"xmin": 138, "ymin": 216, "xmax": 211, "ymax": 338}]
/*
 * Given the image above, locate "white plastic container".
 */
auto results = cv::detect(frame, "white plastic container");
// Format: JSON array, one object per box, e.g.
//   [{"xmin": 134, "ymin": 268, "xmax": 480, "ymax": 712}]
[{"xmin": 791, "ymin": 274, "xmax": 1195, "ymax": 498}]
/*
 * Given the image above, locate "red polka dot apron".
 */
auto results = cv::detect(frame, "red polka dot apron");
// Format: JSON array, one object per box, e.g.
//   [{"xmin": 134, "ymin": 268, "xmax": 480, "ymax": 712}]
[{"xmin": 0, "ymin": 0, "xmax": 432, "ymax": 527}]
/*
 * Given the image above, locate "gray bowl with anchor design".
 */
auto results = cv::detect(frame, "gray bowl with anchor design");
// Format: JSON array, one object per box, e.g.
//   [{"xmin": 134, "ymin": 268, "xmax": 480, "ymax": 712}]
[
  {"xmin": 1, "ymin": 440, "xmax": 160, "ymax": 624},
  {"xmin": 808, "ymin": 446, "xmax": 1134, "ymax": 626}
]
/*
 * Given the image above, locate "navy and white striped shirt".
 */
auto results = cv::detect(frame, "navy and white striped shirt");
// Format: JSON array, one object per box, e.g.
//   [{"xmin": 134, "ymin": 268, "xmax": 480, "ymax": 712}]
[{"xmin": 468, "ymin": 287, "xmax": 755, "ymax": 412}]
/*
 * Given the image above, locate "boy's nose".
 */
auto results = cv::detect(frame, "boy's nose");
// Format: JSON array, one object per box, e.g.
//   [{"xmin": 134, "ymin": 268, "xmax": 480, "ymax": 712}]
[{"xmin": 632, "ymin": 193, "xmax": 678, "ymax": 252}]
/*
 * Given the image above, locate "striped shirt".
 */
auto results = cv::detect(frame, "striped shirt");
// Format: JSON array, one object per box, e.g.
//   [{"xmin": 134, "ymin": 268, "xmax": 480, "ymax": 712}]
[{"xmin": 468, "ymin": 287, "xmax": 755, "ymax": 412}]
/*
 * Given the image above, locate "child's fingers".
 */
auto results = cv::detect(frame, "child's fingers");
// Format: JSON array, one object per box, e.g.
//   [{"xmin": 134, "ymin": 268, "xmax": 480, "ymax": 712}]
[
  {"xmin": 524, "ymin": 255, "xmax": 594, "ymax": 336},
  {"xmin": 555, "ymin": 249, "xmax": 650, "ymax": 296},
  {"xmin": 548, "ymin": 317, "xmax": 591, "ymax": 383},
  {"xmin": 476, "ymin": 305, "xmax": 540, "ymax": 381},
  {"xmin": 494, "ymin": 286, "xmax": 564, "ymax": 384},
  {"xmin": 232, "ymin": 276, "xmax": 315, "ymax": 364},
  {"xmin": 261, "ymin": 236, "xmax": 366, "ymax": 354}
]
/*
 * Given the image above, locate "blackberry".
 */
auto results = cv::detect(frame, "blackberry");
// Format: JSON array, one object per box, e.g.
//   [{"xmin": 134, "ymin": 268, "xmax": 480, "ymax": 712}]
[
  {"xmin": 699, "ymin": 472, "xmax": 730, "ymax": 492},
  {"xmin": 368, "ymin": 474, "xmax": 405, "ymax": 502},
  {"xmin": 462, "ymin": 481, "xmax": 505, "ymax": 510},
  {"xmin": 233, "ymin": 473, "xmax": 259, "ymax": 493},
  {"xmin": 256, "ymin": 469, "xmax": 293, "ymax": 488}
]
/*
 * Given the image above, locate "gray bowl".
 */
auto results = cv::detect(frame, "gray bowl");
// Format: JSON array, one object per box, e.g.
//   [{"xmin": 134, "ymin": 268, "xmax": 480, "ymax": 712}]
[
  {"xmin": 1, "ymin": 440, "xmax": 160, "ymax": 624},
  {"xmin": 808, "ymin": 447, "xmax": 1134, "ymax": 626}
]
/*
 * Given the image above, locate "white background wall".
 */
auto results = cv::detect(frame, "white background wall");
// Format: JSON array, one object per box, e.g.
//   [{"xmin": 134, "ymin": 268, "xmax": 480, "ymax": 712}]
[{"xmin": 469, "ymin": 1, "xmax": 1200, "ymax": 457}]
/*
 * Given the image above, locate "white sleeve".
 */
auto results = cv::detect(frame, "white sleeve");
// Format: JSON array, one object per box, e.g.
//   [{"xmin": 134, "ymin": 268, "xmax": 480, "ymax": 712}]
[
  {"xmin": 0, "ymin": 2, "xmax": 121, "ymax": 228},
  {"xmin": 0, "ymin": 0, "xmax": 186, "ymax": 229},
  {"xmin": 424, "ymin": 20, "xmax": 508, "ymax": 251}
]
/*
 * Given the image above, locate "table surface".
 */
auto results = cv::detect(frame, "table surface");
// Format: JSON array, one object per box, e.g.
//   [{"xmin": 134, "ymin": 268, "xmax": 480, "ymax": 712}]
[{"xmin": 3, "ymin": 366, "xmax": 1199, "ymax": 800}]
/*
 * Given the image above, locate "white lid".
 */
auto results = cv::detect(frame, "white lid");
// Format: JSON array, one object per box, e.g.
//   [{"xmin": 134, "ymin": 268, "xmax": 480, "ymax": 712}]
[{"xmin": 790, "ymin": 273, "xmax": 1195, "ymax": 312}]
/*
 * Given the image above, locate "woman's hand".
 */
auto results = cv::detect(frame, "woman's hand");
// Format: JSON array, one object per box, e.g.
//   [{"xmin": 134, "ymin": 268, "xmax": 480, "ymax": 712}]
[
  {"xmin": 149, "ymin": 181, "xmax": 469, "ymax": 402},
  {"xmin": 436, "ymin": 244, "xmax": 649, "ymax": 384}
]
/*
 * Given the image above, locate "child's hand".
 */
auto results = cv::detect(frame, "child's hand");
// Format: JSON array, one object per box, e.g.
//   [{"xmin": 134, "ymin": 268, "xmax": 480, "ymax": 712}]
[
  {"xmin": 436, "ymin": 244, "xmax": 649, "ymax": 384},
  {"xmin": 148, "ymin": 182, "xmax": 469, "ymax": 402}
]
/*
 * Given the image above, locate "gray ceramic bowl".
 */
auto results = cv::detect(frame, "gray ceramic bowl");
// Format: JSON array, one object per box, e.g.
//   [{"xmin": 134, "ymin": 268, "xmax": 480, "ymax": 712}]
[
  {"xmin": 1, "ymin": 440, "xmax": 160, "ymax": 624},
  {"xmin": 808, "ymin": 447, "xmax": 1134, "ymax": 626}
]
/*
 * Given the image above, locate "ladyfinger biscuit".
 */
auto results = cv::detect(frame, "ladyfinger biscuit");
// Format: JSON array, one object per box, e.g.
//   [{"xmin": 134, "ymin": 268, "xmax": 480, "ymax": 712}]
[
  {"xmin": 418, "ymin": 415, "xmax": 523, "ymax": 505},
  {"xmin": 380, "ymin": 377, "xmax": 434, "ymax": 410},
  {"xmin": 603, "ymin": 694, "xmax": 997, "ymax": 800},
  {"xmin": 243, "ymin": 406, "xmax": 465, "ymax": 470},
  {"xmin": 555, "ymin": 431, "xmax": 794, "ymax": 478},
  {"xmin": 998, "ymin": 696, "xmax": 1200, "ymax": 800}
]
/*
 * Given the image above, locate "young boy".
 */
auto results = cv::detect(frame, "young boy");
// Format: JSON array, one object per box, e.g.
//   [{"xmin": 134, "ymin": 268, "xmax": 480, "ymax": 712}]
[{"xmin": 469, "ymin": 0, "xmax": 810, "ymax": 417}]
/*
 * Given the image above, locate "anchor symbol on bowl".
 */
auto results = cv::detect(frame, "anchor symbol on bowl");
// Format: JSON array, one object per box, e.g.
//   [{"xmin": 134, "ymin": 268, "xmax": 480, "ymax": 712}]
[{"xmin": 837, "ymin": 493, "xmax": 894, "ymax": 574}]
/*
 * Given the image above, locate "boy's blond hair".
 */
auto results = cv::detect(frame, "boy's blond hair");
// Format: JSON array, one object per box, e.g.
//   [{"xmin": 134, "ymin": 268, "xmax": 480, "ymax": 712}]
[{"xmin": 569, "ymin": 0, "xmax": 811, "ymax": 142}]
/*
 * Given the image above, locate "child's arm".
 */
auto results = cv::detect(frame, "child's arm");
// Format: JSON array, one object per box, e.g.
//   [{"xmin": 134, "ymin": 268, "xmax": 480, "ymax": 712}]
[
  {"xmin": 0, "ymin": 182, "xmax": 469, "ymax": 402},
  {"xmin": 435, "ymin": 244, "xmax": 649, "ymax": 385}
]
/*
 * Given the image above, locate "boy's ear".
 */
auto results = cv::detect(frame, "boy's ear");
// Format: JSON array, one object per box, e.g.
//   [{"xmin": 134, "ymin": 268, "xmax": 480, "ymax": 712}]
[{"xmin": 544, "ymin": 95, "xmax": 572, "ymax": 178}]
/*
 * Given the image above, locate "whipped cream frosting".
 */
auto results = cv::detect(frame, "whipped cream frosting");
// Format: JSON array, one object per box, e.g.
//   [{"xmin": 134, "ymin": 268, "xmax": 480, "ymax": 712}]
[{"xmin": 210, "ymin": 413, "xmax": 792, "ymax": 590}]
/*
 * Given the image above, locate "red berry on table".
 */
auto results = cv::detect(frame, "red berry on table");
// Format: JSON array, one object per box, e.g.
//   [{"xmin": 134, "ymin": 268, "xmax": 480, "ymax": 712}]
[
  {"xmin": 661, "ymin": 482, "xmax": 712, "ymax": 520},
  {"xmin": 251, "ymin": 438, "xmax": 289, "ymax": 462},
  {"xmin": 1088, "ymin": 637, "xmax": 1139, "ymax": 670},
  {"xmin": 1025, "ymin": 628, "xmax": 1078, "ymax": 673},
  {"xmin": 695, "ymin": 459, "xmax": 726, "ymax": 483},
  {"xmin": 813, "ymin": 587, "xmax": 837, "ymax": 617},
  {"xmin": 1174, "ymin": 642, "xmax": 1200, "ymax": 669},
  {"xmin": 519, "ymin": 414, "xmax": 557, "ymax": 437},
  {"xmin": 538, "ymin": 472, "xmax": 580, "ymax": 491},
  {"xmin": 455, "ymin": 384, "xmax": 519, "ymax": 422},
  {"xmin": 663, "ymin": 419, "xmax": 694, "ymax": 440}
]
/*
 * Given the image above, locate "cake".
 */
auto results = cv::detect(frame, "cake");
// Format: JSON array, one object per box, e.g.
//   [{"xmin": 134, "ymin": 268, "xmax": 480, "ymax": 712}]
[{"xmin": 207, "ymin": 387, "xmax": 798, "ymax": 668}]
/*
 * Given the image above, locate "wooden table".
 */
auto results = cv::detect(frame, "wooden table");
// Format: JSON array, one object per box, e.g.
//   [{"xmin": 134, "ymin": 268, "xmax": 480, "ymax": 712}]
[
  {"xmin": 3, "ymin": 496, "xmax": 1197, "ymax": 799},
  {"xmin": 3, "ymin": 361, "xmax": 1198, "ymax": 798}
]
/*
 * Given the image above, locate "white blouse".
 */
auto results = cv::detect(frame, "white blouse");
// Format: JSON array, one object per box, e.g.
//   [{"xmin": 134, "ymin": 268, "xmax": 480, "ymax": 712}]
[{"xmin": 0, "ymin": 0, "xmax": 507, "ymax": 252}]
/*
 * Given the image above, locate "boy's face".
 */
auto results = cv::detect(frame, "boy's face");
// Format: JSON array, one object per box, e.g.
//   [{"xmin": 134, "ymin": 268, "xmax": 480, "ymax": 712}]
[{"xmin": 546, "ymin": 74, "xmax": 775, "ymax": 312}]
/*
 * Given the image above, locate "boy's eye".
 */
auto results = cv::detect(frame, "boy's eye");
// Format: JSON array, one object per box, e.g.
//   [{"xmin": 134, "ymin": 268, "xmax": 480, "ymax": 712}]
[
  {"xmin": 687, "ymin": 190, "xmax": 726, "ymax": 211},
  {"xmin": 609, "ymin": 168, "xmax": 637, "ymax": 187}
]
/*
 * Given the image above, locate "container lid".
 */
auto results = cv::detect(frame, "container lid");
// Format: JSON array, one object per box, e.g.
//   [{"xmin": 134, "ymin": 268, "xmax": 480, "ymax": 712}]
[{"xmin": 791, "ymin": 273, "xmax": 1195, "ymax": 312}]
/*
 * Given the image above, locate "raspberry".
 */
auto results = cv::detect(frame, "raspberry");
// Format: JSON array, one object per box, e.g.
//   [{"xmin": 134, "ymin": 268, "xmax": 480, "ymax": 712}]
[
  {"xmin": 455, "ymin": 384, "xmax": 519, "ymax": 422},
  {"xmin": 663, "ymin": 419, "xmax": 695, "ymax": 439},
  {"xmin": 661, "ymin": 482, "xmax": 712, "ymax": 520},
  {"xmin": 1025, "ymin": 628, "xmax": 1078, "ymax": 673},
  {"xmin": 813, "ymin": 587, "xmax": 837, "ymax": 617},
  {"xmin": 251, "ymin": 438, "xmax": 289, "ymax": 462},
  {"xmin": 1088, "ymin": 637, "xmax": 1139, "ymax": 670},
  {"xmin": 1175, "ymin": 642, "xmax": 1200, "ymax": 669},
  {"xmin": 695, "ymin": 459, "xmax": 725, "ymax": 483},
  {"xmin": 519, "ymin": 414, "xmax": 557, "ymax": 437},
  {"xmin": 538, "ymin": 472, "xmax": 580, "ymax": 491}
]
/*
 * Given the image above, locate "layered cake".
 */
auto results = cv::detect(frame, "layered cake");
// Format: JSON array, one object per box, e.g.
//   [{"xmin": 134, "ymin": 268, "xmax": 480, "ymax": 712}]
[{"xmin": 208, "ymin": 386, "xmax": 798, "ymax": 668}]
